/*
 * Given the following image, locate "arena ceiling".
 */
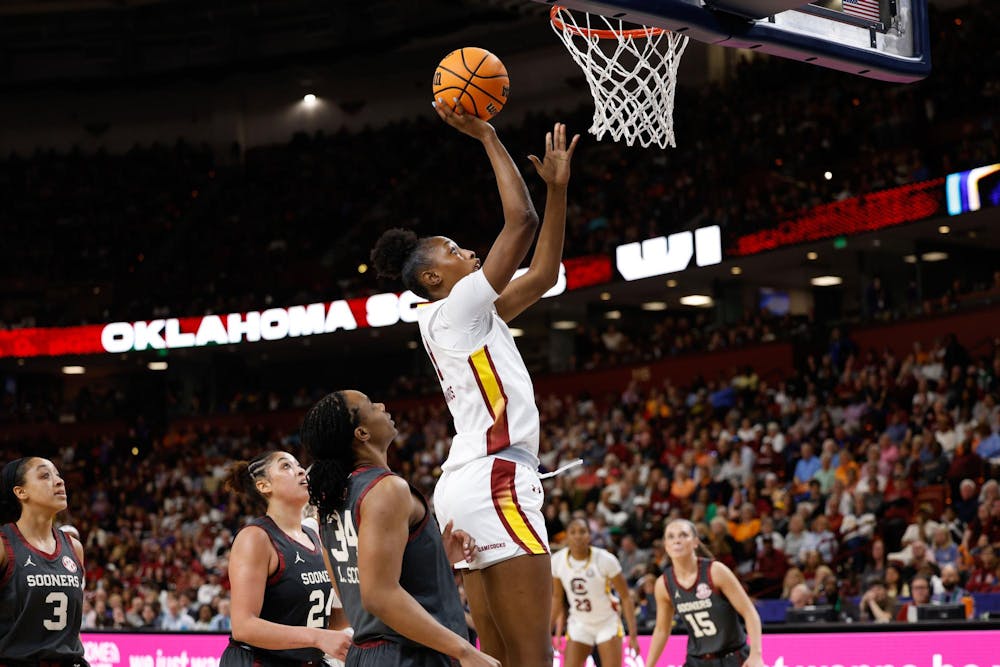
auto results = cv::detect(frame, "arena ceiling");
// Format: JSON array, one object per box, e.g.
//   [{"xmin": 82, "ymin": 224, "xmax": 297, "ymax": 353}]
[{"xmin": 0, "ymin": 1, "xmax": 551, "ymax": 88}]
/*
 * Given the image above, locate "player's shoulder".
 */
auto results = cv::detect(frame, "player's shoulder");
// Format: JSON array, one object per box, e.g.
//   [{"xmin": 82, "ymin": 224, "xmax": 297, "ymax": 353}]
[
  {"xmin": 593, "ymin": 547, "xmax": 622, "ymax": 572},
  {"xmin": 550, "ymin": 547, "xmax": 569, "ymax": 570}
]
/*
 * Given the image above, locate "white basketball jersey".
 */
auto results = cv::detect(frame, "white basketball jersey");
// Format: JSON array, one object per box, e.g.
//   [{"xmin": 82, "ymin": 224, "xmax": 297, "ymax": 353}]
[
  {"xmin": 417, "ymin": 274, "xmax": 539, "ymax": 471},
  {"xmin": 551, "ymin": 547, "xmax": 622, "ymax": 623}
]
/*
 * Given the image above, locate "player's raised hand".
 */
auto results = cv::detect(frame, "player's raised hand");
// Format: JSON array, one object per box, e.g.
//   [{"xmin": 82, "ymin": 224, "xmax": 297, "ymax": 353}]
[
  {"xmin": 434, "ymin": 97, "xmax": 496, "ymax": 141},
  {"xmin": 528, "ymin": 122, "xmax": 579, "ymax": 188}
]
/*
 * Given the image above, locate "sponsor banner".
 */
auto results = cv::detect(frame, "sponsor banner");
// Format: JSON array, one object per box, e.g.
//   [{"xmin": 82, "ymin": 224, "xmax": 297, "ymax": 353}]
[{"xmin": 82, "ymin": 628, "xmax": 1000, "ymax": 667}]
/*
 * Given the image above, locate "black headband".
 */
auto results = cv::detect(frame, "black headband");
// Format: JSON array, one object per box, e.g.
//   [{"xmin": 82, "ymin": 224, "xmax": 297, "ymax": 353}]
[{"xmin": 1, "ymin": 458, "xmax": 27, "ymax": 498}]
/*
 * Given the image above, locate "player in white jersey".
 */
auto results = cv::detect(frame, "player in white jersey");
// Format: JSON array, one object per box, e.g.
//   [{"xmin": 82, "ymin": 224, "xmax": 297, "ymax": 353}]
[
  {"xmin": 551, "ymin": 519, "xmax": 639, "ymax": 667},
  {"xmin": 371, "ymin": 99, "xmax": 579, "ymax": 667}
]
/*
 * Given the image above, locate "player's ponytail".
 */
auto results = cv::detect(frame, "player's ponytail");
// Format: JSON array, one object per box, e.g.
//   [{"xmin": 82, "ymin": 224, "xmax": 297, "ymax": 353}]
[
  {"xmin": 224, "ymin": 452, "xmax": 279, "ymax": 514},
  {"xmin": 370, "ymin": 228, "xmax": 434, "ymax": 300},
  {"xmin": 0, "ymin": 458, "xmax": 31, "ymax": 524},
  {"xmin": 303, "ymin": 391, "xmax": 358, "ymax": 522}
]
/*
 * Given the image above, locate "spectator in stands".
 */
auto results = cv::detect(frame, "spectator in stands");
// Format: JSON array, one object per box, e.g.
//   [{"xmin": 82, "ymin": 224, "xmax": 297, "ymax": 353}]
[
  {"xmin": 895, "ymin": 575, "xmax": 932, "ymax": 622},
  {"xmin": 954, "ymin": 479, "xmax": 980, "ymax": 524},
  {"xmin": 933, "ymin": 565, "xmax": 969, "ymax": 605},
  {"xmin": 884, "ymin": 565, "xmax": 909, "ymax": 599},
  {"xmin": 788, "ymin": 584, "xmax": 813, "ymax": 610},
  {"xmin": 858, "ymin": 578, "xmax": 895, "ymax": 623},
  {"xmin": 793, "ymin": 444, "xmax": 821, "ymax": 493},
  {"xmin": 966, "ymin": 546, "xmax": 999, "ymax": 593},
  {"xmin": 210, "ymin": 599, "xmax": 232, "ymax": 631},
  {"xmin": 747, "ymin": 534, "xmax": 787, "ymax": 598},
  {"xmin": 780, "ymin": 568, "xmax": 805, "ymax": 600},
  {"xmin": 931, "ymin": 525, "xmax": 960, "ymax": 568},
  {"xmin": 160, "ymin": 593, "xmax": 196, "ymax": 631}
]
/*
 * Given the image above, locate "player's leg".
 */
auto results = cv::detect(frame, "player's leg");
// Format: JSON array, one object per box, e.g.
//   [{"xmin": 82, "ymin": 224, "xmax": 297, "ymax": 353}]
[
  {"xmin": 594, "ymin": 630, "xmax": 623, "ymax": 667},
  {"xmin": 563, "ymin": 640, "xmax": 595, "ymax": 667},
  {"xmin": 479, "ymin": 553, "xmax": 554, "ymax": 667},
  {"xmin": 462, "ymin": 568, "xmax": 508, "ymax": 666},
  {"xmin": 562, "ymin": 618, "xmax": 598, "ymax": 667}
]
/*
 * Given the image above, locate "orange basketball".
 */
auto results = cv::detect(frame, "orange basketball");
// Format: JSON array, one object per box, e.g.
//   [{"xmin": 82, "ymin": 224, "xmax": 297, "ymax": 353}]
[{"xmin": 432, "ymin": 47, "xmax": 509, "ymax": 121}]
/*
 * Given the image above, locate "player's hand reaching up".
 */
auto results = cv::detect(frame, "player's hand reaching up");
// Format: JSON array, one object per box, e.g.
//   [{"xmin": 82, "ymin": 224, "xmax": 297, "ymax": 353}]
[
  {"xmin": 528, "ymin": 122, "xmax": 580, "ymax": 188},
  {"xmin": 434, "ymin": 96, "xmax": 496, "ymax": 141}
]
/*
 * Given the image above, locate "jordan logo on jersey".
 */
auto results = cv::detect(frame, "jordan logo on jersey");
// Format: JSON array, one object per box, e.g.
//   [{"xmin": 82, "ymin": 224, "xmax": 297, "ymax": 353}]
[
  {"xmin": 294, "ymin": 552, "xmax": 305, "ymax": 564},
  {"xmin": 23, "ymin": 555, "xmax": 36, "ymax": 567}
]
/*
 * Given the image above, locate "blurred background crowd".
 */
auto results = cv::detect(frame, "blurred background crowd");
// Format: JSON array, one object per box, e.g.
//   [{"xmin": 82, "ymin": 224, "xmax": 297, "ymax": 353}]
[{"xmin": 0, "ymin": 0, "xmax": 998, "ymax": 636}]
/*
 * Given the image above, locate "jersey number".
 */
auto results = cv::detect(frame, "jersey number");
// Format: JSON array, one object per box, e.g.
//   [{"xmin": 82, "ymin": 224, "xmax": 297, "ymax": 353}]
[
  {"xmin": 328, "ymin": 512, "xmax": 358, "ymax": 563},
  {"xmin": 574, "ymin": 598, "xmax": 592, "ymax": 612},
  {"xmin": 306, "ymin": 589, "xmax": 336, "ymax": 628},
  {"xmin": 683, "ymin": 611, "xmax": 718, "ymax": 638},
  {"xmin": 44, "ymin": 592, "xmax": 69, "ymax": 631}
]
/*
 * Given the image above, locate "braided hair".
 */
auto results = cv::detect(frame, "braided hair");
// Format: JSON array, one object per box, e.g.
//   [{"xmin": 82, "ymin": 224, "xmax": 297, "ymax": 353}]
[
  {"xmin": 224, "ymin": 451, "xmax": 281, "ymax": 514},
  {"xmin": 302, "ymin": 392, "xmax": 359, "ymax": 522},
  {"xmin": 0, "ymin": 458, "xmax": 32, "ymax": 524},
  {"xmin": 370, "ymin": 228, "xmax": 436, "ymax": 300}
]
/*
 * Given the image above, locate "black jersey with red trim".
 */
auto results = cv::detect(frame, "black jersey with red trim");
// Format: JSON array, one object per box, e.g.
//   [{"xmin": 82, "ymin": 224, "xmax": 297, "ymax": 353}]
[
  {"xmin": 232, "ymin": 516, "xmax": 332, "ymax": 663},
  {"xmin": 663, "ymin": 558, "xmax": 746, "ymax": 657},
  {"xmin": 0, "ymin": 523, "xmax": 85, "ymax": 661},
  {"xmin": 323, "ymin": 466, "xmax": 466, "ymax": 647}
]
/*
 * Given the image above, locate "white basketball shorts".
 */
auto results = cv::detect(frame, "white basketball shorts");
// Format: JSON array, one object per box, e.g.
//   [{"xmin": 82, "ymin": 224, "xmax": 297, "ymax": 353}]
[
  {"xmin": 566, "ymin": 614, "xmax": 623, "ymax": 646},
  {"xmin": 433, "ymin": 456, "xmax": 549, "ymax": 570}
]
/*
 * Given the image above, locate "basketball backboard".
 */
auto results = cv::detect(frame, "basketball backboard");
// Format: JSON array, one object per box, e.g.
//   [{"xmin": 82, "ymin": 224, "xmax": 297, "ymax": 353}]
[{"xmin": 534, "ymin": 0, "xmax": 930, "ymax": 82}]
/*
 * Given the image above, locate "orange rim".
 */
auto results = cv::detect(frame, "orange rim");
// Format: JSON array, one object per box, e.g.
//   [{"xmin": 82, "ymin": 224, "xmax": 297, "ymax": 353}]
[{"xmin": 550, "ymin": 5, "xmax": 665, "ymax": 39}]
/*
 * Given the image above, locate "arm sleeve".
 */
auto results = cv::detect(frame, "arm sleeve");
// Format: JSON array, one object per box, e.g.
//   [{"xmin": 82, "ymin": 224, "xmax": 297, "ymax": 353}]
[
  {"xmin": 601, "ymin": 550, "xmax": 623, "ymax": 578},
  {"xmin": 435, "ymin": 271, "xmax": 500, "ymax": 346}
]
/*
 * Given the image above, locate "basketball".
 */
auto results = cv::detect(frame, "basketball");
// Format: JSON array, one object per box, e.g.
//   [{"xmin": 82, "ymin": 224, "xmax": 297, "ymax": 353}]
[{"xmin": 432, "ymin": 47, "xmax": 509, "ymax": 121}]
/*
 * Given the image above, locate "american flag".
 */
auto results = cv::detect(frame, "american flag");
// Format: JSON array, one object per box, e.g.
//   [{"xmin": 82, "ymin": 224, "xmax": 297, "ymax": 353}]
[{"xmin": 842, "ymin": 0, "xmax": 881, "ymax": 22}]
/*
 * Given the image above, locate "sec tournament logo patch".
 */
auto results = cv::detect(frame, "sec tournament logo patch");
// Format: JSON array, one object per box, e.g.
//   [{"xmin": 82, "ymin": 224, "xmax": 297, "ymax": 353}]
[
  {"xmin": 696, "ymin": 582, "xmax": 712, "ymax": 599},
  {"xmin": 62, "ymin": 556, "xmax": 78, "ymax": 573}
]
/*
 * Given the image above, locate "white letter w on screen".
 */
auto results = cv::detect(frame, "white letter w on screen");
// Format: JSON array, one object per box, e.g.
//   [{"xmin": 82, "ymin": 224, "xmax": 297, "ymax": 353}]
[{"xmin": 615, "ymin": 225, "xmax": 722, "ymax": 281}]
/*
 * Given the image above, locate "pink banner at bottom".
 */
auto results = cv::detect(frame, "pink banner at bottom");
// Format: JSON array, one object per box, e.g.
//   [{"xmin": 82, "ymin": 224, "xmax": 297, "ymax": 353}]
[{"xmin": 83, "ymin": 628, "xmax": 1000, "ymax": 667}]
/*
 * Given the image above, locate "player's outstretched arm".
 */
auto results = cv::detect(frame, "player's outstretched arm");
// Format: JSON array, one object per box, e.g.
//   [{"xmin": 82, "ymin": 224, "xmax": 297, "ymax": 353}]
[
  {"xmin": 646, "ymin": 576, "xmax": 674, "ymax": 666},
  {"xmin": 496, "ymin": 122, "xmax": 579, "ymax": 322},
  {"xmin": 434, "ymin": 97, "xmax": 538, "ymax": 296},
  {"xmin": 711, "ymin": 562, "xmax": 764, "ymax": 667}
]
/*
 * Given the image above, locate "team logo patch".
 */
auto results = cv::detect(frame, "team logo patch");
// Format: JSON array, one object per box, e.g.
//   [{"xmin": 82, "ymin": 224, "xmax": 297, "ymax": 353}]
[
  {"xmin": 696, "ymin": 583, "xmax": 712, "ymax": 599},
  {"xmin": 62, "ymin": 556, "xmax": 78, "ymax": 573},
  {"xmin": 586, "ymin": 569, "xmax": 595, "ymax": 577}
]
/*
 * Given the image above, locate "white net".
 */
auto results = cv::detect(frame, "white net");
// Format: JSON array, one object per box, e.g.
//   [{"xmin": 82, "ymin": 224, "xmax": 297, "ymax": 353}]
[{"xmin": 550, "ymin": 6, "xmax": 689, "ymax": 149}]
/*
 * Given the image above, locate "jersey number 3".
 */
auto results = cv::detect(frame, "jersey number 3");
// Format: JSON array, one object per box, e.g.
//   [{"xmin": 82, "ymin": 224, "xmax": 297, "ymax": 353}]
[
  {"xmin": 44, "ymin": 592, "xmax": 69, "ymax": 631},
  {"xmin": 328, "ymin": 512, "xmax": 358, "ymax": 563},
  {"xmin": 683, "ymin": 611, "xmax": 718, "ymax": 638}
]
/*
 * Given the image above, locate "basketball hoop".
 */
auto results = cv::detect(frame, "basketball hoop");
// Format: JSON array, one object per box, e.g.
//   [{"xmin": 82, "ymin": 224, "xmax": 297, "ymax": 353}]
[{"xmin": 550, "ymin": 5, "xmax": 689, "ymax": 149}]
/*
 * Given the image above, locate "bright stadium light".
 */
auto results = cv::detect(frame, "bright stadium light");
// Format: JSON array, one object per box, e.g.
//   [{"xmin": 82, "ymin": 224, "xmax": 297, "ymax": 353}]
[
  {"xmin": 551, "ymin": 320, "xmax": 578, "ymax": 330},
  {"xmin": 61, "ymin": 366, "xmax": 85, "ymax": 375},
  {"xmin": 810, "ymin": 275, "xmax": 843, "ymax": 287},
  {"xmin": 509, "ymin": 328, "xmax": 525, "ymax": 338},
  {"xmin": 604, "ymin": 310, "xmax": 622, "ymax": 320},
  {"xmin": 147, "ymin": 361, "xmax": 168, "ymax": 371},
  {"xmin": 303, "ymin": 93, "xmax": 317, "ymax": 105},
  {"xmin": 679, "ymin": 295, "xmax": 713, "ymax": 307},
  {"xmin": 920, "ymin": 251, "xmax": 949, "ymax": 262},
  {"xmin": 641, "ymin": 301, "xmax": 667, "ymax": 311}
]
